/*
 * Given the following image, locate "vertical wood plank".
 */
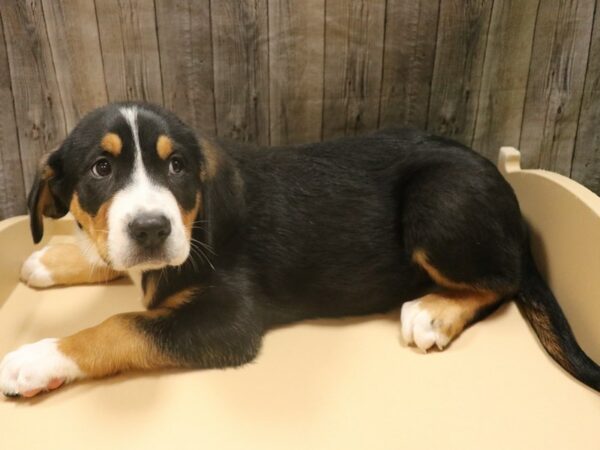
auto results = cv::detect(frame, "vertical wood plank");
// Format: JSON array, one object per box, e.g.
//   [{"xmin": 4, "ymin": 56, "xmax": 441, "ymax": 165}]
[
  {"xmin": 378, "ymin": 0, "xmax": 440, "ymax": 129},
  {"xmin": 269, "ymin": 0, "xmax": 325, "ymax": 145},
  {"xmin": 95, "ymin": 0, "xmax": 163, "ymax": 104},
  {"xmin": 1, "ymin": 0, "xmax": 67, "ymax": 192},
  {"xmin": 0, "ymin": 15, "xmax": 26, "ymax": 219},
  {"xmin": 41, "ymin": 0, "xmax": 108, "ymax": 130},
  {"xmin": 155, "ymin": 0, "xmax": 216, "ymax": 135},
  {"xmin": 211, "ymin": 0, "xmax": 270, "ymax": 145},
  {"xmin": 472, "ymin": 0, "xmax": 539, "ymax": 160},
  {"xmin": 321, "ymin": 0, "xmax": 386, "ymax": 140},
  {"xmin": 572, "ymin": 1, "xmax": 600, "ymax": 194},
  {"xmin": 427, "ymin": 0, "xmax": 493, "ymax": 145},
  {"xmin": 520, "ymin": 0, "xmax": 595, "ymax": 175}
]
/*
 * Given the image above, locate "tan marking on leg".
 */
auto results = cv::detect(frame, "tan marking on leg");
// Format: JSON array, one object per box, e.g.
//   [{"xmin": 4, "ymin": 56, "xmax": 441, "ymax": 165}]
[
  {"xmin": 179, "ymin": 193, "xmax": 201, "ymax": 239},
  {"xmin": 58, "ymin": 311, "xmax": 175, "ymax": 378},
  {"xmin": 70, "ymin": 193, "xmax": 112, "ymax": 262},
  {"xmin": 39, "ymin": 243, "xmax": 122, "ymax": 285},
  {"xmin": 412, "ymin": 249, "xmax": 475, "ymax": 291},
  {"xmin": 100, "ymin": 133, "xmax": 122, "ymax": 157},
  {"xmin": 156, "ymin": 135, "xmax": 173, "ymax": 160},
  {"xmin": 417, "ymin": 290, "xmax": 499, "ymax": 341},
  {"xmin": 199, "ymin": 138, "xmax": 220, "ymax": 180}
]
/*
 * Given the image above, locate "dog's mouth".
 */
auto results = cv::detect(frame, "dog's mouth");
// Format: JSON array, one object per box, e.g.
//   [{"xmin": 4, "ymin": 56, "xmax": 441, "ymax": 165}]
[
  {"xmin": 127, "ymin": 253, "xmax": 169, "ymax": 270},
  {"xmin": 113, "ymin": 245, "xmax": 189, "ymax": 271}
]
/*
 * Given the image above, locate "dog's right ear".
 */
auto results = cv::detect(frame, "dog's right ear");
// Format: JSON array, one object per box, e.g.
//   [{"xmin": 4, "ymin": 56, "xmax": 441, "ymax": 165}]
[{"xmin": 28, "ymin": 147, "xmax": 69, "ymax": 244}]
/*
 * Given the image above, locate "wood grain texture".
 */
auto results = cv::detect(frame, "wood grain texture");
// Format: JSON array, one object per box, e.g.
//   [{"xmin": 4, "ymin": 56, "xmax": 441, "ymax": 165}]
[
  {"xmin": 572, "ymin": 1, "xmax": 600, "ymax": 195},
  {"xmin": 269, "ymin": 0, "xmax": 325, "ymax": 145},
  {"xmin": 155, "ymin": 0, "xmax": 216, "ymax": 135},
  {"xmin": 1, "ymin": 0, "xmax": 600, "ymax": 219},
  {"xmin": 520, "ymin": 0, "xmax": 595, "ymax": 175},
  {"xmin": 427, "ymin": 0, "xmax": 493, "ymax": 145},
  {"xmin": 95, "ymin": 0, "xmax": 163, "ymax": 104},
  {"xmin": 211, "ymin": 0, "xmax": 269, "ymax": 145},
  {"xmin": 0, "ymin": 0, "xmax": 67, "ymax": 193},
  {"xmin": 41, "ymin": 0, "xmax": 107, "ymax": 130},
  {"xmin": 0, "ymin": 15, "xmax": 26, "ymax": 220},
  {"xmin": 378, "ymin": 0, "xmax": 441, "ymax": 129},
  {"xmin": 322, "ymin": 0, "xmax": 386, "ymax": 140},
  {"xmin": 472, "ymin": 0, "xmax": 540, "ymax": 160}
]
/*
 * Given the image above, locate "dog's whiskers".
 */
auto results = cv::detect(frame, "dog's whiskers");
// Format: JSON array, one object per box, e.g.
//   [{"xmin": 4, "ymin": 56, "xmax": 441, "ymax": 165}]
[
  {"xmin": 190, "ymin": 237, "xmax": 216, "ymax": 255},
  {"xmin": 189, "ymin": 241, "xmax": 215, "ymax": 271},
  {"xmin": 186, "ymin": 247, "xmax": 201, "ymax": 273}
]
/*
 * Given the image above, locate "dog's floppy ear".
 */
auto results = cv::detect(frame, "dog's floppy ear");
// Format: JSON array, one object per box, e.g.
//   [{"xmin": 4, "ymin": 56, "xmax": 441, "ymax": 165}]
[
  {"xmin": 28, "ymin": 147, "xmax": 70, "ymax": 244},
  {"xmin": 199, "ymin": 138, "xmax": 245, "ymax": 248}
]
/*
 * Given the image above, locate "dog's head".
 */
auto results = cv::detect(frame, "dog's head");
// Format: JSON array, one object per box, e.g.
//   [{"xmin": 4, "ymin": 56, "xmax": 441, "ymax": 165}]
[{"xmin": 28, "ymin": 102, "xmax": 220, "ymax": 271}]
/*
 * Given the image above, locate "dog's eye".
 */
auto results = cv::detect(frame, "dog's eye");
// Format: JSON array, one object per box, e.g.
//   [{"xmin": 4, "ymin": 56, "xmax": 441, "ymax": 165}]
[
  {"xmin": 169, "ymin": 156, "xmax": 184, "ymax": 175},
  {"xmin": 91, "ymin": 158, "xmax": 112, "ymax": 178}
]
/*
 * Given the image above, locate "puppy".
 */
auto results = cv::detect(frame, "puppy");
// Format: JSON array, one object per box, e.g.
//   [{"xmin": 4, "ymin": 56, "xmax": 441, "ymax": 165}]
[{"xmin": 1, "ymin": 102, "xmax": 598, "ymax": 398}]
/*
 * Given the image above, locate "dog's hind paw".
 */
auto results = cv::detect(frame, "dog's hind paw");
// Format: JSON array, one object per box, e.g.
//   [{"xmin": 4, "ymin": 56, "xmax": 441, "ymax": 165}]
[{"xmin": 400, "ymin": 299, "xmax": 452, "ymax": 351}]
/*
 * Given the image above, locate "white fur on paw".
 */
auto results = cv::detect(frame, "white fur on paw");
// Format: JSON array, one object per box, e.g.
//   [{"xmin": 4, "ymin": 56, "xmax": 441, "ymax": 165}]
[
  {"xmin": 20, "ymin": 248, "xmax": 55, "ymax": 287},
  {"xmin": 0, "ymin": 338, "xmax": 83, "ymax": 397},
  {"xmin": 401, "ymin": 300, "xmax": 451, "ymax": 351}
]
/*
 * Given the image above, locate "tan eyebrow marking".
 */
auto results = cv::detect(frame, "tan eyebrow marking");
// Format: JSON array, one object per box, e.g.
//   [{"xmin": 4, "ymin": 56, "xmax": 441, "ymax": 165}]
[
  {"xmin": 157, "ymin": 135, "xmax": 173, "ymax": 160},
  {"xmin": 100, "ymin": 133, "xmax": 122, "ymax": 156}
]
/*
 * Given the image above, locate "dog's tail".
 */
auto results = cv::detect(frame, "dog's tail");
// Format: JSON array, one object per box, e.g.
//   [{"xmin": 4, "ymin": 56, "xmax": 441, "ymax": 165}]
[{"xmin": 516, "ymin": 253, "xmax": 600, "ymax": 392}]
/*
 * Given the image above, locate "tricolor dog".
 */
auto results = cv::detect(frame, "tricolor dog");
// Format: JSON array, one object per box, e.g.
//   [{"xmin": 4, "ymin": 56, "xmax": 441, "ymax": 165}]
[{"xmin": 1, "ymin": 102, "xmax": 598, "ymax": 398}]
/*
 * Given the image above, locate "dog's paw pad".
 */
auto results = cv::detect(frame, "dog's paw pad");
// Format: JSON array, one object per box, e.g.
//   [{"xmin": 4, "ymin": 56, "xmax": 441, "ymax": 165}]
[
  {"xmin": 0, "ymin": 339, "xmax": 82, "ymax": 398},
  {"xmin": 401, "ymin": 300, "xmax": 451, "ymax": 351},
  {"xmin": 20, "ymin": 248, "xmax": 55, "ymax": 288}
]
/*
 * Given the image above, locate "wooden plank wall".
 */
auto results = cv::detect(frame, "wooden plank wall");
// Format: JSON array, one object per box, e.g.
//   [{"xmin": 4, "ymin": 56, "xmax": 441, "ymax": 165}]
[{"xmin": 0, "ymin": 0, "xmax": 598, "ymax": 219}]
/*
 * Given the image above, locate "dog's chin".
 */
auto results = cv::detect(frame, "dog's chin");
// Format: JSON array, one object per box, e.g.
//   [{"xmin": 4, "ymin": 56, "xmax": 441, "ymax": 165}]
[
  {"xmin": 124, "ymin": 260, "xmax": 171, "ymax": 272},
  {"xmin": 110, "ymin": 250, "xmax": 190, "ymax": 272}
]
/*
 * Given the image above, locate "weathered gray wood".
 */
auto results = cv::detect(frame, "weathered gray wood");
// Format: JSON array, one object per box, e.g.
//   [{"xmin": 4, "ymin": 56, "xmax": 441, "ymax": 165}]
[
  {"xmin": 0, "ymin": 15, "xmax": 26, "ymax": 220},
  {"xmin": 472, "ymin": 0, "xmax": 540, "ymax": 160},
  {"xmin": 572, "ymin": 1, "xmax": 600, "ymax": 194},
  {"xmin": 155, "ymin": 0, "xmax": 216, "ymax": 135},
  {"xmin": 520, "ymin": 0, "xmax": 595, "ymax": 175},
  {"xmin": 268, "ymin": 0, "xmax": 325, "ymax": 145},
  {"xmin": 322, "ymin": 0, "xmax": 386, "ymax": 140},
  {"xmin": 3, "ymin": 0, "xmax": 600, "ymax": 220},
  {"xmin": 95, "ymin": 0, "xmax": 163, "ymax": 104},
  {"xmin": 0, "ymin": 0, "xmax": 67, "ymax": 193},
  {"xmin": 211, "ymin": 0, "xmax": 269, "ymax": 145},
  {"xmin": 378, "ymin": 0, "xmax": 440, "ymax": 129},
  {"xmin": 41, "ymin": 0, "xmax": 107, "ymax": 130},
  {"xmin": 427, "ymin": 0, "xmax": 493, "ymax": 145}
]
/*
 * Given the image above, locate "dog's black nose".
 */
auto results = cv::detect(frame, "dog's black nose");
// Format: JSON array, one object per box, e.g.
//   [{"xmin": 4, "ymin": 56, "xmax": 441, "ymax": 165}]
[{"xmin": 128, "ymin": 213, "xmax": 171, "ymax": 248}]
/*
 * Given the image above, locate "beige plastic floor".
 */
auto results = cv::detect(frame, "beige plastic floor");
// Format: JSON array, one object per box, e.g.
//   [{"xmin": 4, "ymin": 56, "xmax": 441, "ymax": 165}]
[{"xmin": 0, "ymin": 149, "xmax": 599, "ymax": 450}]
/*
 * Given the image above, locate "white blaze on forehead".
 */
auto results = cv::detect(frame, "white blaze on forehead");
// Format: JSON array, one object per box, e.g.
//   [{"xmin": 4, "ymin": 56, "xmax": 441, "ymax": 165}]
[
  {"xmin": 103, "ymin": 106, "xmax": 190, "ymax": 271},
  {"xmin": 120, "ymin": 106, "xmax": 142, "ymax": 154}
]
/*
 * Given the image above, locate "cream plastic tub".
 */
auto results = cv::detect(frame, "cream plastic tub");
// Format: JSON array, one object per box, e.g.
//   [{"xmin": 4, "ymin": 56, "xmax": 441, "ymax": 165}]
[{"xmin": 0, "ymin": 148, "xmax": 598, "ymax": 450}]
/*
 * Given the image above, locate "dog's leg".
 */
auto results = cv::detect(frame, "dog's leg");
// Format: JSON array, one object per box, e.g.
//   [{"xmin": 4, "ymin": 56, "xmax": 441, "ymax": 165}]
[
  {"xmin": 0, "ymin": 287, "xmax": 261, "ymax": 397},
  {"xmin": 20, "ymin": 243, "xmax": 123, "ymax": 288},
  {"xmin": 401, "ymin": 290, "xmax": 500, "ymax": 351},
  {"xmin": 401, "ymin": 250, "xmax": 508, "ymax": 351}
]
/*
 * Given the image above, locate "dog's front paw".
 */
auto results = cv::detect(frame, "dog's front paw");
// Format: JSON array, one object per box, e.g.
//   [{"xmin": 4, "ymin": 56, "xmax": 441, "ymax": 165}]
[
  {"xmin": 0, "ymin": 338, "xmax": 83, "ymax": 398},
  {"xmin": 20, "ymin": 248, "xmax": 55, "ymax": 288}
]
